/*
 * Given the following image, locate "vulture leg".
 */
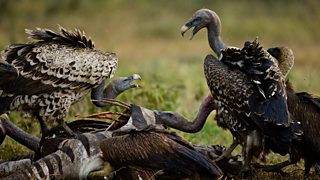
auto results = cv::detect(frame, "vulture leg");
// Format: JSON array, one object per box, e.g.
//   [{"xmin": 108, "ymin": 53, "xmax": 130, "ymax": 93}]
[
  {"xmin": 92, "ymin": 74, "xmax": 141, "ymax": 107},
  {"xmin": 314, "ymin": 163, "xmax": 320, "ymax": 177},
  {"xmin": 36, "ymin": 114, "xmax": 74, "ymax": 138},
  {"xmin": 154, "ymin": 94, "xmax": 217, "ymax": 133},
  {"xmin": 243, "ymin": 130, "xmax": 262, "ymax": 171},
  {"xmin": 253, "ymin": 148, "xmax": 300, "ymax": 173},
  {"xmin": 0, "ymin": 116, "xmax": 6, "ymax": 145},
  {"xmin": 0, "ymin": 114, "xmax": 40, "ymax": 151},
  {"xmin": 215, "ymin": 135, "xmax": 239, "ymax": 162}
]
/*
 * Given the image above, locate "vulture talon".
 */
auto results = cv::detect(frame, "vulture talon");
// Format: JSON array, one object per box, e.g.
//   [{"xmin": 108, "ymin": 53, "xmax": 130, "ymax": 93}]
[{"xmin": 215, "ymin": 136, "xmax": 239, "ymax": 162}]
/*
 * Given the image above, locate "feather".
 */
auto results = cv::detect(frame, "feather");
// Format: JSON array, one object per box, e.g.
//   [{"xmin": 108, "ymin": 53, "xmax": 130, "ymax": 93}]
[{"xmin": 0, "ymin": 26, "xmax": 117, "ymax": 132}]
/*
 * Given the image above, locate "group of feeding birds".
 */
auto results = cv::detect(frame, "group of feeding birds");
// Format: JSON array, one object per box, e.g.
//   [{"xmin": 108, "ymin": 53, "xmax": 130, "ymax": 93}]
[{"xmin": 0, "ymin": 8, "xmax": 319, "ymax": 179}]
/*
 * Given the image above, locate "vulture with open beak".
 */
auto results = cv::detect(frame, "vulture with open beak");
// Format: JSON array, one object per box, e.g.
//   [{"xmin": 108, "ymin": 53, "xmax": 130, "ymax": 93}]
[{"xmin": 180, "ymin": 9, "xmax": 302, "ymax": 171}]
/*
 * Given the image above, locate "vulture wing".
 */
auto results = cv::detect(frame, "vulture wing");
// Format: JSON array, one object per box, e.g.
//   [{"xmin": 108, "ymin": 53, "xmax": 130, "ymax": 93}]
[
  {"xmin": 204, "ymin": 54, "xmax": 300, "ymax": 142},
  {"xmin": 100, "ymin": 130, "xmax": 222, "ymax": 178},
  {"xmin": 0, "ymin": 27, "xmax": 117, "ymax": 95}
]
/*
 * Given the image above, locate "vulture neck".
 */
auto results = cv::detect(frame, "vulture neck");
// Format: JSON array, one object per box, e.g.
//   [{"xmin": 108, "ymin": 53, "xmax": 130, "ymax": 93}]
[
  {"xmin": 92, "ymin": 80, "xmax": 112, "ymax": 107},
  {"xmin": 155, "ymin": 94, "xmax": 216, "ymax": 133},
  {"xmin": 207, "ymin": 20, "xmax": 226, "ymax": 57},
  {"xmin": 1, "ymin": 116, "xmax": 40, "ymax": 151}
]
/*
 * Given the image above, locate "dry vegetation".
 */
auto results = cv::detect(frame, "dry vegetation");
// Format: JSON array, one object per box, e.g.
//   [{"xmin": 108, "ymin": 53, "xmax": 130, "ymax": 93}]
[{"xmin": 0, "ymin": 0, "xmax": 319, "ymax": 179}]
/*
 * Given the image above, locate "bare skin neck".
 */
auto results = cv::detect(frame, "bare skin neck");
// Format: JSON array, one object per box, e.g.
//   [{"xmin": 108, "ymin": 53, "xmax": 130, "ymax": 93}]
[
  {"xmin": 207, "ymin": 18, "xmax": 226, "ymax": 57},
  {"xmin": 155, "ymin": 95, "xmax": 216, "ymax": 133}
]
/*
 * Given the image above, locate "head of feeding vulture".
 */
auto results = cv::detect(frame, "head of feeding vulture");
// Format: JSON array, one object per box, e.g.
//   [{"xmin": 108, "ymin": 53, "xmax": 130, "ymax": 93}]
[
  {"xmin": 267, "ymin": 47, "xmax": 294, "ymax": 79},
  {"xmin": 0, "ymin": 26, "xmax": 140, "ymax": 139}
]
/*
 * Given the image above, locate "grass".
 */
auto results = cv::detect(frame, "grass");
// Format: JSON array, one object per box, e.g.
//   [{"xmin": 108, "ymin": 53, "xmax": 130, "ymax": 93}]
[{"xmin": 0, "ymin": 0, "xmax": 320, "ymax": 178}]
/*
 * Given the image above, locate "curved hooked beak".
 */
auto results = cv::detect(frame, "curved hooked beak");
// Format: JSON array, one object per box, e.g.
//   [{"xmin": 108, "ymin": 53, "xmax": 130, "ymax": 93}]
[{"xmin": 180, "ymin": 18, "xmax": 203, "ymax": 40}]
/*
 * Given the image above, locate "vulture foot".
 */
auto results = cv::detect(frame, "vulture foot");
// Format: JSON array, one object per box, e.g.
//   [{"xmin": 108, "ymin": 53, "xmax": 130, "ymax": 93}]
[{"xmin": 215, "ymin": 137, "xmax": 239, "ymax": 162}]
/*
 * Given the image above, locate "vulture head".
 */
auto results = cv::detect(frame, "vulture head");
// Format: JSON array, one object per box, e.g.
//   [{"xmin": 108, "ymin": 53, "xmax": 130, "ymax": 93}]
[
  {"xmin": 181, "ymin": 8, "xmax": 226, "ymax": 56},
  {"xmin": 91, "ymin": 74, "xmax": 141, "ymax": 107},
  {"xmin": 267, "ymin": 47, "xmax": 294, "ymax": 78}
]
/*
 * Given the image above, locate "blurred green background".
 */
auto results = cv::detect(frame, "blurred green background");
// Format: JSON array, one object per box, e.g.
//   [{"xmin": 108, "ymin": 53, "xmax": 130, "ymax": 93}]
[{"xmin": 0, "ymin": 0, "xmax": 319, "ymax": 176}]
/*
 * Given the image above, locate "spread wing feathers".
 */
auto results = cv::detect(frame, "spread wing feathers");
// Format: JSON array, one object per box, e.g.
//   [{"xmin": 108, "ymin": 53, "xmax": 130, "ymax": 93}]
[
  {"xmin": 100, "ymin": 130, "xmax": 222, "ymax": 177},
  {"xmin": 0, "ymin": 27, "xmax": 117, "ymax": 94},
  {"xmin": 25, "ymin": 26, "xmax": 94, "ymax": 49},
  {"xmin": 220, "ymin": 39, "xmax": 283, "ymax": 100},
  {"xmin": 204, "ymin": 54, "xmax": 292, "ymax": 130}
]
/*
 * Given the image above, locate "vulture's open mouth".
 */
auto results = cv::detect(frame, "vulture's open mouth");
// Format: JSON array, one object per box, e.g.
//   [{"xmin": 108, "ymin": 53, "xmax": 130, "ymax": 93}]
[{"xmin": 180, "ymin": 18, "xmax": 203, "ymax": 40}]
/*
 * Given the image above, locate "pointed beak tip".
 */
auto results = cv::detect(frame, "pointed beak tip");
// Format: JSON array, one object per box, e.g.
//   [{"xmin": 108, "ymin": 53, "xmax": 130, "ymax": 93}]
[
  {"xmin": 189, "ymin": 34, "xmax": 194, "ymax": 40},
  {"xmin": 180, "ymin": 25, "xmax": 189, "ymax": 37},
  {"xmin": 132, "ymin": 74, "xmax": 142, "ymax": 80}
]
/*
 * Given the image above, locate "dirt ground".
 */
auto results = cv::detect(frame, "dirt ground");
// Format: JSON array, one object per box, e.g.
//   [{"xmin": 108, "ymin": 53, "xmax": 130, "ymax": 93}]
[{"xmin": 248, "ymin": 166, "xmax": 319, "ymax": 180}]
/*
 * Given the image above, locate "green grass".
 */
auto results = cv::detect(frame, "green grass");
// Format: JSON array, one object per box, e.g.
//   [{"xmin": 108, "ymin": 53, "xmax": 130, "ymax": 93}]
[{"xmin": 1, "ymin": 0, "xmax": 320, "ymax": 178}]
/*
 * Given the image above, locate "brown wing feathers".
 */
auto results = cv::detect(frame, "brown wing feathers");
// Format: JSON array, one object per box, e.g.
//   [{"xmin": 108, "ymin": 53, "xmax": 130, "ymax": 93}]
[
  {"xmin": 25, "ymin": 26, "xmax": 94, "ymax": 49},
  {"xmin": 205, "ymin": 39, "xmax": 301, "ymax": 143},
  {"xmin": 1, "ymin": 27, "xmax": 117, "ymax": 93}
]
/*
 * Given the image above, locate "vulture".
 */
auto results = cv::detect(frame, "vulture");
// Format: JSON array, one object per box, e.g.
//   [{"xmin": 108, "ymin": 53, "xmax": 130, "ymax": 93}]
[
  {"xmin": 267, "ymin": 47, "xmax": 294, "ymax": 78},
  {"xmin": 1, "ymin": 99, "xmax": 224, "ymax": 179},
  {"xmin": 262, "ymin": 47, "xmax": 320, "ymax": 178},
  {"xmin": 181, "ymin": 8, "xmax": 302, "ymax": 171},
  {"xmin": 101, "ymin": 129, "xmax": 222, "ymax": 180},
  {"xmin": 90, "ymin": 100, "xmax": 223, "ymax": 179},
  {"xmin": 0, "ymin": 26, "xmax": 140, "ymax": 139}
]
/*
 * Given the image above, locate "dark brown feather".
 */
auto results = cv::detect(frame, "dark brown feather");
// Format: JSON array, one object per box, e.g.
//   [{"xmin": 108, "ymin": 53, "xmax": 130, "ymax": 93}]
[
  {"xmin": 204, "ymin": 54, "xmax": 300, "ymax": 145},
  {"xmin": 100, "ymin": 129, "xmax": 222, "ymax": 179}
]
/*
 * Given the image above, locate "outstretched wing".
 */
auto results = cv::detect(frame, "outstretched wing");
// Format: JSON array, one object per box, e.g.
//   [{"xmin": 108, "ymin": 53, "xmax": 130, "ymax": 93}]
[{"xmin": 0, "ymin": 27, "xmax": 117, "ymax": 95}]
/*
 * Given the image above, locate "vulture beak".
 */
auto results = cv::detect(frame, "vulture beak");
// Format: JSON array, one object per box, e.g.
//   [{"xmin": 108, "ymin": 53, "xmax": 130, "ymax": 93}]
[{"xmin": 180, "ymin": 18, "xmax": 203, "ymax": 40}]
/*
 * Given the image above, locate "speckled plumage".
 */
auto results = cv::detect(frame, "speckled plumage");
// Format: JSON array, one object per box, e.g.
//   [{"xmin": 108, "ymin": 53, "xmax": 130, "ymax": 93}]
[
  {"xmin": 0, "ymin": 26, "xmax": 117, "ymax": 130},
  {"xmin": 181, "ymin": 8, "xmax": 302, "ymax": 171},
  {"xmin": 204, "ymin": 40, "xmax": 301, "ymax": 150}
]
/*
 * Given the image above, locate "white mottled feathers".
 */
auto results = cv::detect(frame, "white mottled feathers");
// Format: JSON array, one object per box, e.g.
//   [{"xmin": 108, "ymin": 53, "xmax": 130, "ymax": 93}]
[
  {"xmin": 1, "ymin": 26, "xmax": 117, "ymax": 91},
  {"xmin": 0, "ymin": 26, "xmax": 118, "ymax": 130}
]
